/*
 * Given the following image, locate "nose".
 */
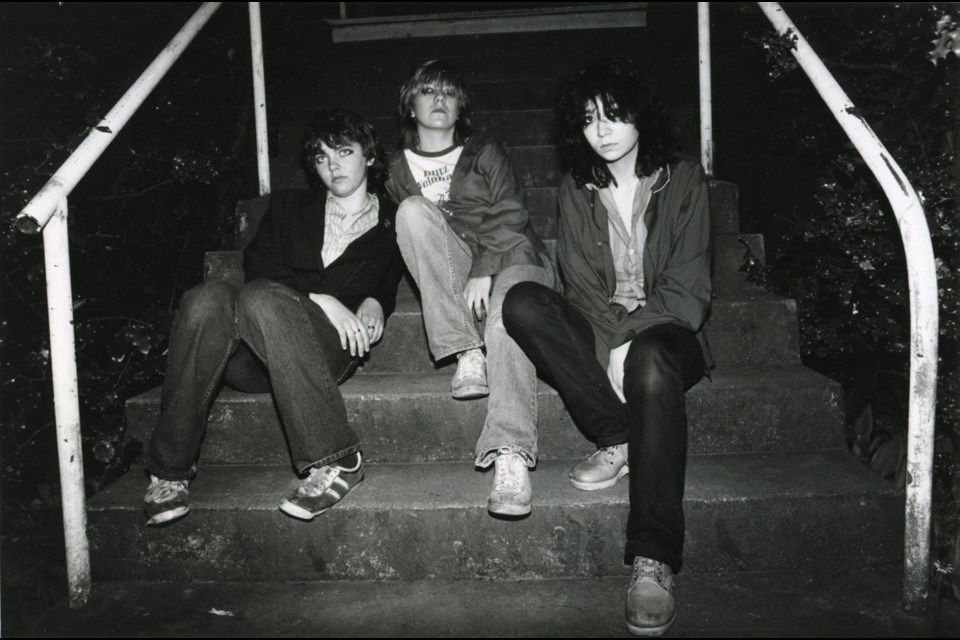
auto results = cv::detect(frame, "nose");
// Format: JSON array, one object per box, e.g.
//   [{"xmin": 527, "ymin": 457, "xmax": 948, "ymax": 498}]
[
  {"xmin": 595, "ymin": 118, "xmax": 610, "ymax": 137},
  {"xmin": 435, "ymin": 92, "xmax": 445, "ymax": 104}
]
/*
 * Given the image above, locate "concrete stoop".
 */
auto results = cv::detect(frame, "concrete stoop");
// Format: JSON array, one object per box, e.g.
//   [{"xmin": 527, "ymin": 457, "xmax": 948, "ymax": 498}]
[
  {"xmin": 87, "ymin": 453, "xmax": 901, "ymax": 582},
  {"xmin": 33, "ymin": 570, "xmax": 955, "ymax": 638}
]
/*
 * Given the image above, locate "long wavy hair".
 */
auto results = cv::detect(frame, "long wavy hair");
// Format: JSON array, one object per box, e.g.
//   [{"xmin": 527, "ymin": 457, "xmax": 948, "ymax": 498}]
[
  {"xmin": 302, "ymin": 109, "xmax": 388, "ymax": 192},
  {"xmin": 397, "ymin": 59, "xmax": 473, "ymax": 150},
  {"xmin": 556, "ymin": 57, "xmax": 677, "ymax": 188}
]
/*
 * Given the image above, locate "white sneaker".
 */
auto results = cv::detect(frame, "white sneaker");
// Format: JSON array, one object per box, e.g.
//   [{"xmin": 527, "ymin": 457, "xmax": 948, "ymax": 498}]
[
  {"xmin": 487, "ymin": 449, "xmax": 532, "ymax": 516},
  {"xmin": 451, "ymin": 348, "xmax": 489, "ymax": 399}
]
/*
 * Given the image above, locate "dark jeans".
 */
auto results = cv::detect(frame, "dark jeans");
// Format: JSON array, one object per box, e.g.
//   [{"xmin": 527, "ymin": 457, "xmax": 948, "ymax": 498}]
[
  {"xmin": 503, "ymin": 282, "xmax": 705, "ymax": 573},
  {"xmin": 146, "ymin": 279, "xmax": 360, "ymax": 480}
]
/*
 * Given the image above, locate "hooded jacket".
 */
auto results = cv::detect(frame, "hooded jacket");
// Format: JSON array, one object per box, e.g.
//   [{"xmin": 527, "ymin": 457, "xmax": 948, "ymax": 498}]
[{"xmin": 557, "ymin": 157, "xmax": 713, "ymax": 368}]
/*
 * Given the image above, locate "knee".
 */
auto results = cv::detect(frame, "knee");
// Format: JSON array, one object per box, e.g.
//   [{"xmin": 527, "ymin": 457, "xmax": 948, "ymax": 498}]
[
  {"xmin": 176, "ymin": 280, "xmax": 235, "ymax": 330},
  {"xmin": 624, "ymin": 333, "xmax": 679, "ymax": 398},
  {"xmin": 236, "ymin": 280, "xmax": 293, "ymax": 326},
  {"xmin": 502, "ymin": 282, "xmax": 553, "ymax": 337},
  {"xmin": 396, "ymin": 196, "xmax": 438, "ymax": 235}
]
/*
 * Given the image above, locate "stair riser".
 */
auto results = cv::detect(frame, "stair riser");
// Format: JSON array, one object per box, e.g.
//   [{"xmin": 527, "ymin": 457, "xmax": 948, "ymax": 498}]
[
  {"xmin": 87, "ymin": 493, "xmax": 902, "ymax": 582},
  {"xmin": 125, "ymin": 374, "xmax": 842, "ymax": 466}
]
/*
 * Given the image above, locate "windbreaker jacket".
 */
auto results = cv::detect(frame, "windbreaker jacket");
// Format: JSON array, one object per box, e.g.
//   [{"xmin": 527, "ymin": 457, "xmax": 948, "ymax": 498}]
[
  {"xmin": 386, "ymin": 135, "xmax": 547, "ymax": 279},
  {"xmin": 557, "ymin": 157, "xmax": 713, "ymax": 369},
  {"xmin": 243, "ymin": 188, "xmax": 404, "ymax": 318}
]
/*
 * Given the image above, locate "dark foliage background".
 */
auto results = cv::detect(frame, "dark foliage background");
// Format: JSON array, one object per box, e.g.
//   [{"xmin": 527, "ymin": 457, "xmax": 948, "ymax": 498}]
[
  {"xmin": 729, "ymin": 2, "xmax": 959, "ymax": 602},
  {"xmin": 1, "ymin": 2, "xmax": 259, "ymax": 630}
]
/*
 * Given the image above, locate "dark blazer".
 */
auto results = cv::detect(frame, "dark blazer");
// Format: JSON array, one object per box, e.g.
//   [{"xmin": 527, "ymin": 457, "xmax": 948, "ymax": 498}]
[{"xmin": 243, "ymin": 188, "xmax": 404, "ymax": 318}]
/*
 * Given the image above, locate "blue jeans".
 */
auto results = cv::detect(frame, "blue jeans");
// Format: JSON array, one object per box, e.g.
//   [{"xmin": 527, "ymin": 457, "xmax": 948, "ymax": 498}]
[
  {"xmin": 503, "ymin": 282, "xmax": 705, "ymax": 573},
  {"xmin": 395, "ymin": 196, "xmax": 557, "ymax": 468},
  {"xmin": 146, "ymin": 279, "xmax": 360, "ymax": 480}
]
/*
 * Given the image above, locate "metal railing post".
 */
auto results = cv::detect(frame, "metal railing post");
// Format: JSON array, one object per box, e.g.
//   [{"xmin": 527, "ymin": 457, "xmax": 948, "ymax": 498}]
[
  {"xmin": 249, "ymin": 2, "xmax": 271, "ymax": 196},
  {"xmin": 698, "ymin": 2, "xmax": 714, "ymax": 176},
  {"xmin": 757, "ymin": 2, "xmax": 939, "ymax": 614},
  {"xmin": 43, "ymin": 198, "xmax": 91, "ymax": 608}
]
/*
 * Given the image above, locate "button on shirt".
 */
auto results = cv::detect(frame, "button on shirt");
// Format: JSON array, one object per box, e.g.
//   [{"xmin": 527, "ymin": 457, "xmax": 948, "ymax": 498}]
[{"xmin": 321, "ymin": 193, "xmax": 379, "ymax": 267}]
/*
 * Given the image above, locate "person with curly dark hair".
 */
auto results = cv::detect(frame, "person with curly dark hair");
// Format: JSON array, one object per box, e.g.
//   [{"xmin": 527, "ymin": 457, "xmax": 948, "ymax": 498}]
[
  {"xmin": 503, "ymin": 58, "xmax": 713, "ymax": 636},
  {"xmin": 143, "ymin": 110, "xmax": 403, "ymax": 526},
  {"xmin": 386, "ymin": 60, "xmax": 556, "ymax": 517}
]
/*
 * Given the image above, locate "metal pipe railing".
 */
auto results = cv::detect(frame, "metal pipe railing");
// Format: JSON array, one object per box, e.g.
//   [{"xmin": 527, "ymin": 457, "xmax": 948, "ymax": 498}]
[
  {"xmin": 754, "ymin": 2, "xmax": 940, "ymax": 613},
  {"xmin": 15, "ymin": 2, "xmax": 222, "ymax": 235},
  {"xmin": 43, "ymin": 199, "xmax": 90, "ymax": 608},
  {"xmin": 13, "ymin": 1, "xmax": 228, "ymax": 608},
  {"xmin": 249, "ymin": 2, "xmax": 271, "ymax": 196},
  {"xmin": 697, "ymin": 2, "xmax": 714, "ymax": 177}
]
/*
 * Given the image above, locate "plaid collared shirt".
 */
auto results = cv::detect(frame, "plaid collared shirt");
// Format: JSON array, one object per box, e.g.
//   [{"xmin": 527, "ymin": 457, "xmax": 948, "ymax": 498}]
[{"xmin": 321, "ymin": 193, "xmax": 379, "ymax": 268}]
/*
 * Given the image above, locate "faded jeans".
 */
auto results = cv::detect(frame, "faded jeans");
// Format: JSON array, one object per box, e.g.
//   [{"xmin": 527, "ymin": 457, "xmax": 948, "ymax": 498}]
[
  {"xmin": 395, "ymin": 196, "xmax": 556, "ymax": 468},
  {"xmin": 146, "ymin": 279, "xmax": 360, "ymax": 480}
]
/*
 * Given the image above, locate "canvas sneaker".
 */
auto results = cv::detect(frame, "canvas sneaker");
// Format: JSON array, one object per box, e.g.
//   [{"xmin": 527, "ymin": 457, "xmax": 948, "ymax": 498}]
[
  {"xmin": 451, "ymin": 348, "xmax": 488, "ymax": 399},
  {"xmin": 279, "ymin": 453, "xmax": 363, "ymax": 521},
  {"xmin": 143, "ymin": 475, "xmax": 190, "ymax": 526},
  {"xmin": 487, "ymin": 449, "xmax": 532, "ymax": 517},
  {"xmin": 625, "ymin": 556, "xmax": 677, "ymax": 637},
  {"xmin": 568, "ymin": 443, "xmax": 629, "ymax": 490}
]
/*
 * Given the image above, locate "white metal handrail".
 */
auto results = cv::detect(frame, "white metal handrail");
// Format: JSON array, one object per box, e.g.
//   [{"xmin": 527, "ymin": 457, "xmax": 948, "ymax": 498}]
[
  {"xmin": 698, "ymin": 2, "xmax": 938, "ymax": 613},
  {"xmin": 14, "ymin": 1, "xmax": 272, "ymax": 608}
]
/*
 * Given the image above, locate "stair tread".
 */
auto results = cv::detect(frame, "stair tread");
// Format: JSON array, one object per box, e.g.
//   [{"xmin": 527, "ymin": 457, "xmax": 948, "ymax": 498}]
[
  {"xmin": 90, "ymin": 451, "xmax": 895, "ymax": 512},
  {"xmin": 34, "ymin": 569, "xmax": 950, "ymax": 638}
]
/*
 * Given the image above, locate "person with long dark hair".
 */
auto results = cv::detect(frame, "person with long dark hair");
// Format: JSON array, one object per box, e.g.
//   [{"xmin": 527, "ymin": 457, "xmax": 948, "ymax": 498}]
[
  {"xmin": 386, "ymin": 60, "xmax": 556, "ymax": 517},
  {"xmin": 503, "ymin": 58, "xmax": 713, "ymax": 636}
]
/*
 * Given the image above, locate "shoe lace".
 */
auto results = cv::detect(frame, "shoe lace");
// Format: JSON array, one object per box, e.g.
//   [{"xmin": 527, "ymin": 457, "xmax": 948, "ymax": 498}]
[
  {"xmin": 457, "ymin": 349, "xmax": 485, "ymax": 379},
  {"xmin": 146, "ymin": 476, "xmax": 188, "ymax": 502},
  {"xmin": 591, "ymin": 444, "xmax": 624, "ymax": 465},
  {"xmin": 296, "ymin": 466, "xmax": 340, "ymax": 498},
  {"xmin": 493, "ymin": 453, "xmax": 524, "ymax": 492},
  {"xmin": 630, "ymin": 557, "xmax": 666, "ymax": 588}
]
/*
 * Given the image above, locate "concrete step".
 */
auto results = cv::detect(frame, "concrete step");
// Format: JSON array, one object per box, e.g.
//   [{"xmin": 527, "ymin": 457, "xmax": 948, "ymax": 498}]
[
  {"xmin": 125, "ymin": 365, "xmax": 840, "ymax": 467},
  {"xmin": 36, "ymin": 568, "xmax": 952, "ymax": 638},
  {"xmin": 87, "ymin": 452, "xmax": 901, "ymax": 582},
  {"xmin": 361, "ymin": 290, "xmax": 797, "ymax": 376}
]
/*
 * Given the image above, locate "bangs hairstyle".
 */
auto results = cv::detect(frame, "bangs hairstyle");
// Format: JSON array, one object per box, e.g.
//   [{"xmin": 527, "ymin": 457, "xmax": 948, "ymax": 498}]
[
  {"xmin": 556, "ymin": 57, "xmax": 678, "ymax": 188},
  {"xmin": 302, "ymin": 109, "xmax": 388, "ymax": 191},
  {"xmin": 397, "ymin": 59, "xmax": 473, "ymax": 150}
]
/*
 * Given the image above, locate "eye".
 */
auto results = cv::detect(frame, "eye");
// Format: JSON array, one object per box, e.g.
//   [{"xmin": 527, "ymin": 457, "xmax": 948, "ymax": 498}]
[
  {"xmin": 582, "ymin": 113, "xmax": 595, "ymax": 127},
  {"xmin": 420, "ymin": 86, "xmax": 435, "ymax": 95},
  {"xmin": 338, "ymin": 147, "xmax": 354, "ymax": 157},
  {"xmin": 443, "ymin": 88, "xmax": 457, "ymax": 98},
  {"xmin": 315, "ymin": 154, "xmax": 328, "ymax": 164}
]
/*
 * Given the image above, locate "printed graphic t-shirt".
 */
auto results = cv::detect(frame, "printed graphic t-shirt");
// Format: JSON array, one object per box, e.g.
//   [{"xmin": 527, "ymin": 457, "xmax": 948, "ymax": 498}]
[{"xmin": 403, "ymin": 145, "xmax": 464, "ymax": 207}]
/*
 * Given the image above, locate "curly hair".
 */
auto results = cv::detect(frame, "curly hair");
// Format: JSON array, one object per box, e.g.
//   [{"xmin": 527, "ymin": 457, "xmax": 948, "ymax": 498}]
[
  {"xmin": 397, "ymin": 59, "xmax": 473, "ymax": 150},
  {"xmin": 302, "ymin": 109, "xmax": 388, "ymax": 192},
  {"xmin": 556, "ymin": 57, "xmax": 677, "ymax": 188}
]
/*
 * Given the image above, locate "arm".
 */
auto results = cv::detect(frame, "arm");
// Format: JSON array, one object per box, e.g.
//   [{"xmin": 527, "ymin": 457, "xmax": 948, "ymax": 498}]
[
  {"xmin": 556, "ymin": 176, "xmax": 622, "ymax": 359},
  {"xmin": 469, "ymin": 141, "xmax": 537, "ymax": 278}
]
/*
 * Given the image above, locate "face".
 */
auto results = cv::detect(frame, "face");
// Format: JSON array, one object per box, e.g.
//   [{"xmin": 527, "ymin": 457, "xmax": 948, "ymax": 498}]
[
  {"xmin": 582, "ymin": 98, "xmax": 640, "ymax": 169},
  {"xmin": 410, "ymin": 82, "xmax": 461, "ymax": 134},
  {"xmin": 313, "ymin": 140, "xmax": 372, "ymax": 199}
]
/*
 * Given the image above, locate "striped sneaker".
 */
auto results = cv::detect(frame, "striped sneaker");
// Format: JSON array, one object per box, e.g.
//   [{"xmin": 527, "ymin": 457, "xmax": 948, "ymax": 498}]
[
  {"xmin": 279, "ymin": 453, "xmax": 363, "ymax": 521},
  {"xmin": 143, "ymin": 475, "xmax": 190, "ymax": 526}
]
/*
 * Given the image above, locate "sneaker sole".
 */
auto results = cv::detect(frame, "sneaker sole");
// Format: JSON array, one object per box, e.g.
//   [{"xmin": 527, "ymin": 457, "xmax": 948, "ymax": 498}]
[
  {"xmin": 451, "ymin": 385, "xmax": 489, "ymax": 400},
  {"xmin": 487, "ymin": 500, "xmax": 532, "ymax": 517},
  {"xmin": 145, "ymin": 505, "xmax": 189, "ymax": 526},
  {"xmin": 625, "ymin": 610, "xmax": 677, "ymax": 637},
  {"xmin": 569, "ymin": 465, "xmax": 629, "ymax": 491},
  {"xmin": 278, "ymin": 477, "xmax": 364, "ymax": 521}
]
